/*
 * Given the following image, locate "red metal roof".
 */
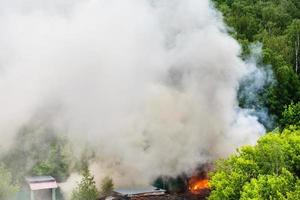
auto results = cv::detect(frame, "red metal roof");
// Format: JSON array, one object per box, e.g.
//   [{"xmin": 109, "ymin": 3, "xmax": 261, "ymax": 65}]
[
  {"xmin": 26, "ymin": 176, "xmax": 58, "ymax": 191},
  {"xmin": 29, "ymin": 181, "xmax": 58, "ymax": 190}
]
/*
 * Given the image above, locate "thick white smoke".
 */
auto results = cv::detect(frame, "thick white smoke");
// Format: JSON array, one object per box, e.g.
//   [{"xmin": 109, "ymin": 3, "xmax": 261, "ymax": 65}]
[{"xmin": 0, "ymin": 0, "xmax": 265, "ymax": 187}]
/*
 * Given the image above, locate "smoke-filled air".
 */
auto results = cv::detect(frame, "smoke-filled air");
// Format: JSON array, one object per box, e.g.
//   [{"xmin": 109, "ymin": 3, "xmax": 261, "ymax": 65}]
[
  {"xmin": 0, "ymin": 0, "xmax": 264, "ymax": 184},
  {"xmin": 0, "ymin": 0, "xmax": 268, "ymax": 194}
]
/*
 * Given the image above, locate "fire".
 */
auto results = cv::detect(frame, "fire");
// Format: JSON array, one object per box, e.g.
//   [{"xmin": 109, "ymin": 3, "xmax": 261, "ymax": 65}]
[{"xmin": 188, "ymin": 178, "xmax": 209, "ymax": 194}]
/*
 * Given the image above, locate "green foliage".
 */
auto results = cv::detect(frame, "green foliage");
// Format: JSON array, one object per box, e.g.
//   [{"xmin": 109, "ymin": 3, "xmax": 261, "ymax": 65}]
[
  {"xmin": 0, "ymin": 119, "xmax": 97, "ymax": 186},
  {"xmin": 286, "ymin": 180, "xmax": 300, "ymax": 199},
  {"xmin": 32, "ymin": 144, "xmax": 70, "ymax": 182},
  {"xmin": 209, "ymin": 128, "xmax": 300, "ymax": 200},
  {"xmin": 213, "ymin": 0, "xmax": 300, "ymax": 122},
  {"xmin": 279, "ymin": 102, "xmax": 300, "ymax": 129},
  {"xmin": 240, "ymin": 169, "xmax": 294, "ymax": 200},
  {"xmin": 0, "ymin": 165, "xmax": 19, "ymax": 199},
  {"xmin": 71, "ymin": 167, "xmax": 99, "ymax": 200},
  {"xmin": 0, "ymin": 123, "xmax": 73, "ymax": 182},
  {"xmin": 100, "ymin": 176, "xmax": 114, "ymax": 196}
]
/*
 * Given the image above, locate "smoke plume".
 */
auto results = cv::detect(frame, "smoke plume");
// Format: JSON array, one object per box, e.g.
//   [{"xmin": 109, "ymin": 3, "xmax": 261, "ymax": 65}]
[
  {"xmin": 0, "ymin": 0, "xmax": 265, "ymax": 187},
  {"xmin": 238, "ymin": 43, "xmax": 275, "ymax": 130}
]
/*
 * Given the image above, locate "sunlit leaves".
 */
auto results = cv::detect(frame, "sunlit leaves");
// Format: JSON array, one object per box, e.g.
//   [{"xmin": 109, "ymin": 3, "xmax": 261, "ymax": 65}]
[{"xmin": 209, "ymin": 129, "xmax": 300, "ymax": 200}]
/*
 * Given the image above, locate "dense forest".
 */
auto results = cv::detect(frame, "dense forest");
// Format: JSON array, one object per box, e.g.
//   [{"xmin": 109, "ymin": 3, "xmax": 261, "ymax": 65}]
[
  {"xmin": 214, "ymin": 0, "xmax": 300, "ymax": 126},
  {"xmin": 0, "ymin": 0, "xmax": 299, "ymax": 199},
  {"xmin": 209, "ymin": 0, "xmax": 300, "ymax": 199}
]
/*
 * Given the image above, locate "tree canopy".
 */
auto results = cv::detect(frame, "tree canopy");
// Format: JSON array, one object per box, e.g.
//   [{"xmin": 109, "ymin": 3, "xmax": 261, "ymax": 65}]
[
  {"xmin": 100, "ymin": 176, "xmax": 114, "ymax": 197},
  {"xmin": 209, "ymin": 1, "xmax": 300, "ymax": 198},
  {"xmin": 0, "ymin": 165, "xmax": 19, "ymax": 199},
  {"xmin": 279, "ymin": 102, "xmax": 300, "ymax": 129},
  {"xmin": 71, "ymin": 167, "xmax": 99, "ymax": 200},
  {"xmin": 209, "ymin": 127, "xmax": 300, "ymax": 200},
  {"xmin": 213, "ymin": 0, "xmax": 300, "ymax": 126}
]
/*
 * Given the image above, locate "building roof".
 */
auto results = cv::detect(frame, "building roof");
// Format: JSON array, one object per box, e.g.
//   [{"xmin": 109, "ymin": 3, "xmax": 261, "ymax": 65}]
[
  {"xmin": 114, "ymin": 186, "xmax": 166, "ymax": 197},
  {"xmin": 26, "ymin": 176, "xmax": 55, "ymax": 183},
  {"xmin": 130, "ymin": 194, "xmax": 177, "ymax": 200},
  {"xmin": 26, "ymin": 176, "xmax": 58, "ymax": 190},
  {"xmin": 103, "ymin": 193, "xmax": 209, "ymax": 200}
]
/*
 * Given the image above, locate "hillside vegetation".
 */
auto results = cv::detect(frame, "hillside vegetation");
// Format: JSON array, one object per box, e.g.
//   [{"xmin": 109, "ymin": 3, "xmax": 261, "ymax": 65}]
[
  {"xmin": 209, "ymin": 0, "xmax": 300, "ymax": 199},
  {"xmin": 214, "ymin": 0, "xmax": 300, "ymax": 124}
]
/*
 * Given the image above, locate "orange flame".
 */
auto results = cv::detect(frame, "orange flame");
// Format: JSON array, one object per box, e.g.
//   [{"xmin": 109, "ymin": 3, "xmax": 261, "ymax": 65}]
[{"xmin": 188, "ymin": 178, "xmax": 209, "ymax": 194}]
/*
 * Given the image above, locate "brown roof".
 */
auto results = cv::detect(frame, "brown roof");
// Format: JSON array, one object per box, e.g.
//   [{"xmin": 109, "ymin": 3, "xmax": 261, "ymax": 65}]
[
  {"xmin": 25, "ymin": 176, "xmax": 58, "ymax": 191},
  {"xmin": 100, "ymin": 191, "xmax": 210, "ymax": 200},
  {"xmin": 130, "ymin": 193, "xmax": 209, "ymax": 200},
  {"xmin": 130, "ymin": 194, "xmax": 178, "ymax": 200}
]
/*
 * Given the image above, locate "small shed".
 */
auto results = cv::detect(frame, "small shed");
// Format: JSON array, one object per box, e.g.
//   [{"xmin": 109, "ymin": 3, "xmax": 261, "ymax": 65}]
[{"xmin": 25, "ymin": 176, "xmax": 58, "ymax": 200}]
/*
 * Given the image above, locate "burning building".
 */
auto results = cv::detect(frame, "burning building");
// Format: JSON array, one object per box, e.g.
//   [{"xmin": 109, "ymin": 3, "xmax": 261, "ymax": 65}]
[
  {"xmin": 113, "ymin": 186, "xmax": 166, "ymax": 197},
  {"xmin": 187, "ymin": 164, "xmax": 211, "ymax": 195},
  {"xmin": 100, "ymin": 165, "xmax": 211, "ymax": 200},
  {"xmin": 188, "ymin": 178, "xmax": 209, "ymax": 195},
  {"xmin": 100, "ymin": 186, "xmax": 166, "ymax": 200},
  {"xmin": 0, "ymin": 0, "xmax": 267, "ymax": 199}
]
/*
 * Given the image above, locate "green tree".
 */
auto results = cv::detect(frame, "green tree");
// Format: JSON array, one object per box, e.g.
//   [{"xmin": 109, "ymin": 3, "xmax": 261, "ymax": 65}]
[
  {"xmin": 32, "ymin": 144, "xmax": 70, "ymax": 182},
  {"xmin": 213, "ymin": 0, "xmax": 300, "ymax": 125},
  {"xmin": 209, "ymin": 128, "xmax": 300, "ymax": 200},
  {"xmin": 286, "ymin": 180, "xmax": 300, "ymax": 199},
  {"xmin": 279, "ymin": 102, "xmax": 300, "ymax": 129},
  {"xmin": 71, "ymin": 167, "xmax": 99, "ymax": 200},
  {"xmin": 240, "ymin": 169, "xmax": 294, "ymax": 199},
  {"xmin": 0, "ymin": 123, "xmax": 74, "ymax": 182},
  {"xmin": 100, "ymin": 176, "xmax": 114, "ymax": 196},
  {"xmin": 286, "ymin": 19, "xmax": 300, "ymax": 73},
  {"xmin": 0, "ymin": 165, "xmax": 19, "ymax": 199}
]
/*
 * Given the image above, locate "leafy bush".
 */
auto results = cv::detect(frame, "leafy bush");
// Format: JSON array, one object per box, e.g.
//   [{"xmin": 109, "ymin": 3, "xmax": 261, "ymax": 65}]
[
  {"xmin": 100, "ymin": 176, "xmax": 114, "ymax": 196},
  {"xmin": 209, "ymin": 128, "xmax": 300, "ymax": 200},
  {"xmin": 0, "ymin": 165, "xmax": 19, "ymax": 199},
  {"xmin": 0, "ymin": 123, "xmax": 73, "ymax": 182},
  {"xmin": 71, "ymin": 168, "xmax": 99, "ymax": 200},
  {"xmin": 279, "ymin": 102, "xmax": 300, "ymax": 129}
]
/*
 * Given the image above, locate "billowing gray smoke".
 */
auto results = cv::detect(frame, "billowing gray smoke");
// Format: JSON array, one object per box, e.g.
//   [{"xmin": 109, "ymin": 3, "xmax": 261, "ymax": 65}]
[{"xmin": 0, "ymin": 0, "xmax": 265, "ymax": 188}]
